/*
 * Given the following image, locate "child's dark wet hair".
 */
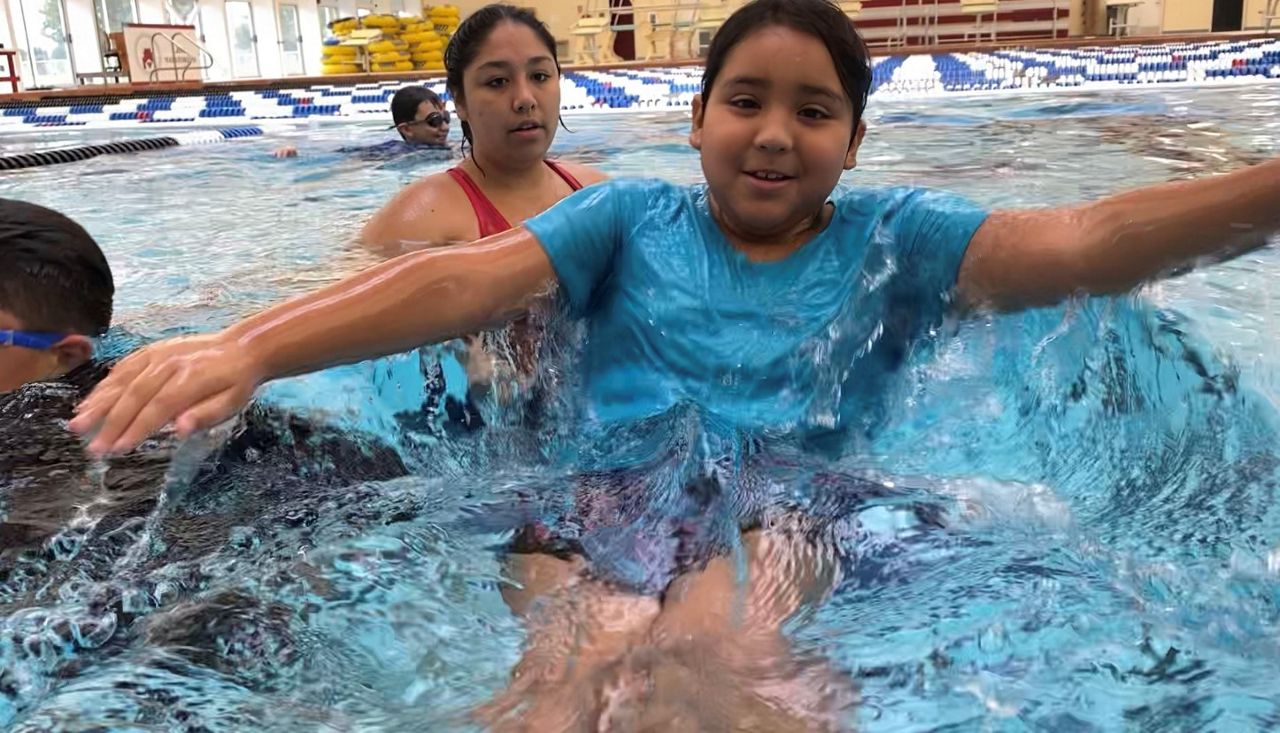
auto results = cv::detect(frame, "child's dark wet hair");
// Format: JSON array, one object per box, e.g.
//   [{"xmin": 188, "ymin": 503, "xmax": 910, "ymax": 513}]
[
  {"xmin": 0, "ymin": 199, "xmax": 113, "ymax": 335},
  {"xmin": 443, "ymin": 4, "xmax": 561, "ymax": 152},
  {"xmin": 702, "ymin": 0, "xmax": 872, "ymax": 131}
]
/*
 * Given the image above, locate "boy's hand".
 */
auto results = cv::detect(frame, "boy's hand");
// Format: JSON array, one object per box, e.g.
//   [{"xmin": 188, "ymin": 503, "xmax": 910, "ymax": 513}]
[{"xmin": 70, "ymin": 334, "xmax": 266, "ymax": 456}]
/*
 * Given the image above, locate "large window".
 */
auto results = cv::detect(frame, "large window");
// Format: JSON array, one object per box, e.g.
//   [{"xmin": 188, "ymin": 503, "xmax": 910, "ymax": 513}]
[
  {"xmin": 94, "ymin": 0, "xmax": 136, "ymax": 36},
  {"xmin": 15, "ymin": 0, "xmax": 75, "ymax": 87},
  {"xmin": 225, "ymin": 0, "xmax": 260, "ymax": 78},
  {"xmin": 166, "ymin": 0, "xmax": 199, "ymax": 25},
  {"xmin": 319, "ymin": 5, "xmax": 342, "ymax": 38},
  {"xmin": 199, "ymin": 2, "xmax": 233, "ymax": 81},
  {"xmin": 277, "ymin": 3, "xmax": 304, "ymax": 76},
  {"xmin": 93, "ymin": 0, "xmax": 137, "ymax": 67}
]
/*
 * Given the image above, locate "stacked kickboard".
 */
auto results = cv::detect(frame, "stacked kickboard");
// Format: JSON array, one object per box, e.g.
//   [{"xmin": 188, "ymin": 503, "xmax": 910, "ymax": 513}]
[
  {"xmin": 320, "ymin": 8, "xmax": 460, "ymax": 75},
  {"xmin": 363, "ymin": 14, "xmax": 413, "ymax": 72},
  {"xmin": 427, "ymin": 4, "xmax": 462, "ymax": 39},
  {"xmin": 403, "ymin": 16, "xmax": 446, "ymax": 71},
  {"xmin": 321, "ymin": 17, "xmax": 362, "ymax": 74}
]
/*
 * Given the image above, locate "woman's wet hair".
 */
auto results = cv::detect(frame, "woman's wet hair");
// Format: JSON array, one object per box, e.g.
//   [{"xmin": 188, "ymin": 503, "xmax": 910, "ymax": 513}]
[
  {"xmin": 443, "ymin": 4, "xmax": 562, "ymax": 153},
  {"xmin": 701, "ymin": 0, "xmax": 873, "ymax": 132}
]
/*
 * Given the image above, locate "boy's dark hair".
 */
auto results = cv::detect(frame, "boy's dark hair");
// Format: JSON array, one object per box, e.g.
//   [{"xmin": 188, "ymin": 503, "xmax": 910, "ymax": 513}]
[
  {"xmin": 701, "ymin": 0, "xmax": 872, "ymax": 132},
  {"xmin": 390, "ymin": 85, "xmax": 444, "ymax": 126},
  {"xmin": 443, "ymin": 4, "xmax": 561, "ymax": 151},
  {"xmin": 0, "ymin": 199, "xmax": 113, "ymax": 335}
]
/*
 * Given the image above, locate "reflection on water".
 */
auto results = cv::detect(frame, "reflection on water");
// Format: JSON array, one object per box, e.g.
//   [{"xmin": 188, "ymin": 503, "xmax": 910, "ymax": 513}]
[{"xmin": 2, "ymin": 83, "xmax": 1280, "ymax": 730}]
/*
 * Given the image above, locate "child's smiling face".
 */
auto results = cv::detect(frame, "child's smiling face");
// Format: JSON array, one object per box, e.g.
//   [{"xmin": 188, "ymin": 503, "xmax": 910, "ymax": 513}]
[{"xmin": 691, "ymin": 25, "xmax": 864, "ymax": 248}]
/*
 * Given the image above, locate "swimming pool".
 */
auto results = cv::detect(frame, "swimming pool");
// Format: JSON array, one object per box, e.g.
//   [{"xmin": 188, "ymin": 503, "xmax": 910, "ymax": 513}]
[{"xmin": 3, "ymin": 80, "xmax": 1280, "ymax": 730}]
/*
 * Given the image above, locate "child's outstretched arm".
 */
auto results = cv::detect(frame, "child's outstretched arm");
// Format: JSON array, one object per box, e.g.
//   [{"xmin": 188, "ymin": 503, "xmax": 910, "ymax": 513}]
[
  {"xmin": 957, "ymin": 156, "xmax": 1280, "ymax": 311},
  {"xmin": 70, "ymin": 228, "xmax": 555, "ymax": 456}
]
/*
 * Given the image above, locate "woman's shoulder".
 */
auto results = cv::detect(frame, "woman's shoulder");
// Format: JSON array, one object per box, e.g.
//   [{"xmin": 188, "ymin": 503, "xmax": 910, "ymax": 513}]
[
  {"xmin": 360, "ymin": 169, "xmax": 478, "ymax": 253},
  {"xmin": 551, "ymin": 160, "xmax": 609, "ymax": 188},
  {"xmin": 396, "ymin": 167, "xmax": 471, "ymax": 199}
]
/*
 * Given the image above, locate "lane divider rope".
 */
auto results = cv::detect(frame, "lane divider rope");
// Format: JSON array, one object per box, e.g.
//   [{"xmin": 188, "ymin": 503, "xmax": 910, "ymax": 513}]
[{"xmin": 0, "ymin": 126, "xmax": 264, "ymax": 172}]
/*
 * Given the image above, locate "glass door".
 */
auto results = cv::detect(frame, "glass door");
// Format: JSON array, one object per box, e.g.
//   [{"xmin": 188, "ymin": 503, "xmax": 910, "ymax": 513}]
[
  {"xmin": 224, "ymin": 0, "xmax": 260, "ymax": 78},
  {"xmin": 277, "ymin": 3, "xmax": 304, "ymax": 76},
  {"xmin": 14, "ymin": 0, "xmax": 76, "ymax": 87}
]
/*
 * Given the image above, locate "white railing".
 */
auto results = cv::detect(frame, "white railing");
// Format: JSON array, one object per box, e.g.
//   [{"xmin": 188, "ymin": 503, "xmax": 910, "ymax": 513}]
[{"xmin": 143, "ymin": 31, "xmax": 215, "ymax": 82}]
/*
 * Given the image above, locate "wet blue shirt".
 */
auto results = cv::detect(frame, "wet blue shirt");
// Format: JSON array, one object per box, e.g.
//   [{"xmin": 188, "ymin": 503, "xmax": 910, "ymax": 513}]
[{"xmin": 526, "ymin": 178, "xmax": 988, "ymax": 439}]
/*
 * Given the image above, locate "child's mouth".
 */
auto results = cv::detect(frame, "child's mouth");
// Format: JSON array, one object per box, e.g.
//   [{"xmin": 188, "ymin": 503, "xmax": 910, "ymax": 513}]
[{"xmin": 744, "ymin": 170, "xmax": 794, "ymax": 187}]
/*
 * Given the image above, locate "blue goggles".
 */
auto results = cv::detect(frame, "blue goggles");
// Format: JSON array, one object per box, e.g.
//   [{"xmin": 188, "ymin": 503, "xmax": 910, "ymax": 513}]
[{"xmin": 0, "ymin": 329, "xmax": 67, "ymax": 350}]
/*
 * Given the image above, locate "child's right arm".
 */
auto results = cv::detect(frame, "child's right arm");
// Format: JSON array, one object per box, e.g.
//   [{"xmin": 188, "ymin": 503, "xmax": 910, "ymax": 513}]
[{"xmin": 70, "ymin": 227, "xmax": 556, "ymax": 456}]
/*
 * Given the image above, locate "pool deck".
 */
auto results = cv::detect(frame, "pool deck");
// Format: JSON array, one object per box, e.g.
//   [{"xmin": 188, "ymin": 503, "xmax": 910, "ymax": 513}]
[{"xmin": 5, "ymin": 30, "xmax": 1276, "ymax": 105}]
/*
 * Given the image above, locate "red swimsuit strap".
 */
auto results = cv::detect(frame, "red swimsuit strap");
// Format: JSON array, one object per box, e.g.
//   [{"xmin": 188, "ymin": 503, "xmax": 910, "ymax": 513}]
[
  {"xmin": 545, "ymin": 159, "xmax": 584, "ymax": 191},
  {"xmin": 447, "ymin": 160, "xmax": 585, "ymax": 238},
  {"xmin": 446, "ymin": 166, "xmax": 511, "ymax": 237}
]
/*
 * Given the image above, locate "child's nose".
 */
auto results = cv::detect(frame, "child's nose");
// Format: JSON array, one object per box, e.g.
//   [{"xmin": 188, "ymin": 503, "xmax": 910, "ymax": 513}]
[{"xmin": 753, "ymin": 110, "xmax": 793, "ymax": 152}]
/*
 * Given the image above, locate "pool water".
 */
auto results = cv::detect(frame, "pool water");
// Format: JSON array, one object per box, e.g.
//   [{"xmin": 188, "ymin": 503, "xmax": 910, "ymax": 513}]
[{"xmin": 3, "ymin": 81, "xmax": 1280, "ymax": 731}]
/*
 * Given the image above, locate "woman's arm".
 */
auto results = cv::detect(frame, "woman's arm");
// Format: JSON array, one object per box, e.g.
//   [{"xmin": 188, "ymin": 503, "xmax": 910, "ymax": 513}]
[
  {"xmin": 957, "ymin": 156, "xmax": 1280, "ymax": 311},
  {"xmin": 71, "ymin": 228, "xmax": 554, "ymax": 455}
]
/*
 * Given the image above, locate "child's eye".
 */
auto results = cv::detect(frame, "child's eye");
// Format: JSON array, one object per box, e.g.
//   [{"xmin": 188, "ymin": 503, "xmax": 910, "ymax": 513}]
[
  {"xmin": 531, "ymin": 71, "xmax": 552, "ymax": 83},
  {"xmin": 485, "ymin": 77, "xmax": 509, "ymax": 88},
  {"xmin": 729, "ymin": 98, "xmax": 760, "ymax": 110},
  {"xmin": 799, "ymin": 108, "xmax": 830, "ymax": 120}
]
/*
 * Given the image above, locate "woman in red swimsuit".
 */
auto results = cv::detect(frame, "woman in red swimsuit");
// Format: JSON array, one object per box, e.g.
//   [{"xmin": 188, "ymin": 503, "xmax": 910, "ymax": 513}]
[
  {"xmin": 361, "ymin": 5, "xmax": 606, "ymax": 428},
  {"xmin": 361, "ymin": 6, "xmax": 605, "ymax": 253}
]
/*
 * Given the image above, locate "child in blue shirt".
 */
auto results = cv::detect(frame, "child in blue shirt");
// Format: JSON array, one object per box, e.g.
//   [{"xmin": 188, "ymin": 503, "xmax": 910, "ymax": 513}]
[
  {"xmin": 72, "ymin": 0, "xmax": 1280, "ymax": 725},
  {"xmin": 527, "ymin": 181, "xmax": 984, "ymax": 439}
]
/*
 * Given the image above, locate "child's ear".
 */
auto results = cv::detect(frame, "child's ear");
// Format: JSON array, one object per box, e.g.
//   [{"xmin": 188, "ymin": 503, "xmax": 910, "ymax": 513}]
[
  {"xmin": 844, "ymin": 119, "xmax": 867, "ymax": 170},
  {"xmin": 50, "ymin": 335, "xmax": 93, "ymax": 376},
  {"xmin": 689, "ymin": 94, "xmax": 705, "ymax": 151}
]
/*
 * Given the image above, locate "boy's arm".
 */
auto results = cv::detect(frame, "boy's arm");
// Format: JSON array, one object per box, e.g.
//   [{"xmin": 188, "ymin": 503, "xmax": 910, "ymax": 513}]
[
  {"xmin": 957, "ymin": 156, "xmax": 1280, "ymax": 311},
  {"xmin": 72, "ymin": 227, "xmax": 555, "ymax": 455}
]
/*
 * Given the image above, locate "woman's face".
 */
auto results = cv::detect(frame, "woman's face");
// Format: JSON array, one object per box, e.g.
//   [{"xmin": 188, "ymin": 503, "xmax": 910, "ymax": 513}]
[{"xmin": 456, "ymin": 21, "xmax": 561, "ymax": 168}]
